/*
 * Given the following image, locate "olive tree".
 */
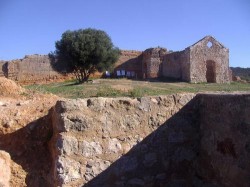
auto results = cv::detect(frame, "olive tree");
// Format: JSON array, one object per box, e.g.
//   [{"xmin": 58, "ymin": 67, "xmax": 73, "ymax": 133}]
[{"xmin": 50, "ymin": 28, "xmax": 120, "ymax": 83}]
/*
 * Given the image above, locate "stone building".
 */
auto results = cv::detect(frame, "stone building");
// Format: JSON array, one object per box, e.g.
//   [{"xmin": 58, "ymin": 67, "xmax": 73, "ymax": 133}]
[
  {"xmin": 163, "ymin": 36, "xmax": 231, "ymax": 83},
  {"xmin": 115, "ymin": 36, "xmax": 231, "ymax": 83}
]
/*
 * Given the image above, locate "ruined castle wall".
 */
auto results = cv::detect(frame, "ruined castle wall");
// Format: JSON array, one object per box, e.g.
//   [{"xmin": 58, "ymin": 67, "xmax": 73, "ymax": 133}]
[
  {"xmin": 162, "ymin": 51, "xmax": 182, "ymax": 80},
  {"xmin": 50, "ymin": 93, "xmax": 250, "ymax": 187},
  {"xmin": 0, "ymin": 61, "xmax": 3, "ymax": 76},
  {"xmin": 0, "ymin": 61, "xmax": 6, "ymax": 77},
  {"xmin": 141, "ymin": 50, "xmax": 151, "ymax": 78},
  {"xmin": 0, "ymin": 36, "xmax": 231, "ymax": 84},
  {"xmin": 162, "ymin": 49, "xmax": 190, "ymax": 81},
  {"xmin": 0, "ymin": 51, "xmax": 143, "ymax": 84},
  {"xmin": 180, "ymin": 48, "xmax": 191, "ymax": 81},
  {"xmin": 142, "ymin": 48, "xmax": 167, "ymax": 78},
  {"xmin": 114, "ymin": 50, "xmax": 142, "ymax": 78},
  {"xmin": 189, "ymin": 37, "xmax": 230, "ymax": 83},
  {"xmin": 0, "ymin": 61, "xmax": 5, "ymax": 77},
  {"xmin": 6, "ymin": 55, "xmax": 70, "ymax": 84}
]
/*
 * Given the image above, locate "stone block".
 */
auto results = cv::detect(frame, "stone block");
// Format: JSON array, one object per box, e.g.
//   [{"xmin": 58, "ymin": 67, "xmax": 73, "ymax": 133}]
[{"xmin": 0, "ymin": 151, "xmax": 11, "ymax": 187}]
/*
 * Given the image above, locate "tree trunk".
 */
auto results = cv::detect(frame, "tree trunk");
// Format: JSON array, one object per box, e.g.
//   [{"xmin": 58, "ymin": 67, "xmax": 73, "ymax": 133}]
[
  {"xmin": 82, "ymin": 70, "xmax": 90, "ymax": 82},
  {"xmin": 76, "ymin": 69, "xmax": 90, "ymax": 83},
  {"xmin": 73, "ymin": 70, "xmax": 81, "ymax": 83}
]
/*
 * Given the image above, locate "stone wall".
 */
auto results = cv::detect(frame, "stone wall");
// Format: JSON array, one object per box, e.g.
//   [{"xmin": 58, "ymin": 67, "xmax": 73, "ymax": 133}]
[
  {"xmin": 0, "ymin": 36, "xmax": 231, "ymax": 84},
  {"xmin": 162, "ymin": 36, "xmax": 230, "ymax": 83},
  {"xmin": 114, "ymin": 50, "xmax": 142, "ymax": 78},
  {"xmin": 0, "ymin": 151, "xmax": 11, "ymax": 187},
  {"xmin": 189, "ymin": 36, "xmax": 230, "ymax": 83},
  {"xmin": 49, "ymin": 93, "xmax": 250, "ymax": 187},
  {"xmin": 0, "ymin": 51, "xmax": 143, "ymax": 84},
  {"xmin": 6, "ymin": 55, "xmax": 71, "ymax": 84},
  {"xmin": 0, "ymin": 61, "xmax": 6, "ymax": 77},
  {"xmin": 142, "ymin": 48, "xmax": 167, "ymax": 78},
  {"xmin": 50, "ymin": 94, "xmax": 196, "ymax": 186},
  {"xmin": 162, "ymin": 49, "xmax": 190, "ymax": 81},
  {"xmin": 198, "ymin": 94, "xmax": 250, "ymax": 186}
]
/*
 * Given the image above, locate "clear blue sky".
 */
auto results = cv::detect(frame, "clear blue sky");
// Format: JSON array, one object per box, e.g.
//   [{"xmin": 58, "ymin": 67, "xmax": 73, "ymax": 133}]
[{"xmin": 0, "ymin": 0, "xmax": 249, "ymax": 67}]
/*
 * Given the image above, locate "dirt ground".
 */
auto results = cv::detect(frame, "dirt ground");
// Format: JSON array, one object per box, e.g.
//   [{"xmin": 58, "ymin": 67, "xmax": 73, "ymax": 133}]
[{"xmin": 0, "ymin": 77, "xmax": 59, "ymax": 186}]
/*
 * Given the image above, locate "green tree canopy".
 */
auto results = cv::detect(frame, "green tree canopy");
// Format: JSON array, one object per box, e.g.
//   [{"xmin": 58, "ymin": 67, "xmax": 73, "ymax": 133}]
[{"xmin": 50, "ymin": 28, "xmax": 120, "ymax": 83}]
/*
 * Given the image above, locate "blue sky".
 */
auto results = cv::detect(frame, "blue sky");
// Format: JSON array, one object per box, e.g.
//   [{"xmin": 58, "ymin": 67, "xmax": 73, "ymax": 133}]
[{"xmin": 0, "ymin": 0, "xmax": 249, "ymax": 67}]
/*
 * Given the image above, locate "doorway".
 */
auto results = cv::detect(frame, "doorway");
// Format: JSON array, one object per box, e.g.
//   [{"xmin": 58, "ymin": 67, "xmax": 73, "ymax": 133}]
[
  {"xmin": 143, "ymin": 62, "xmax": 147, "ymax": 79},
  {"xmin": 206, "ymin": 60, "xmax": 216, "ymax": 83}
]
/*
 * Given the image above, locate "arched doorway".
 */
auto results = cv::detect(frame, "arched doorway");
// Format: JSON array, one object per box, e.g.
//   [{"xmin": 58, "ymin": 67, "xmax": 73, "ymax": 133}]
[{"xmin": 206, "ymin": 60, "xmax": 216, "ymax": 83}]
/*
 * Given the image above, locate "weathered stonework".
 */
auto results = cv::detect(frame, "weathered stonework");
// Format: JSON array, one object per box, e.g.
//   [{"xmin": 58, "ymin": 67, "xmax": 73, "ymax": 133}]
[
  {"xmin": 0, "ymin": 51, "xmax": 143, "ymax": 84},
  {"xmin": 116, "ymin": 36, "xmax": 231, "ymax": 83},
  {"xmin": 189, "ymin": 36, "xmax": 230, "ymax": 83},
  {"xmin": 163, "ymin": 36, "xmax": 231, "ymax": 83},
  {"xmin": 0, "ymin": 61, "xmax": 7, "ymax": 77},
  {"xmin": 163, "ymin": 49, "xmax": 190, "ymax": 81},
  {"xmin": 197, "ymin": 94, "xmax": 250, "ymax": 187},
  {"xmin": 142, "ymin": 47, "xmax": 167, "ymax": 78},
  {"xmin": 0, "ymin": 36, "xmax": 231, "ymax": 83},
  {"xmin": 114, "ymin": 50, "xmax": 142, "ymax": 78},
  {"xmin": 49, "ymin": 93, "xmax": 250, "ymax": 187},
  {"xmin": 50, "ymin": 94, "xmax": 196, "ymax": 186},
  {"xmin": 0, "ymin": 151, "xmax": 11, "ymax": 187},
  {"xmin": 5, "ymin": 55, "xmax": 73, "ymax": 84}
]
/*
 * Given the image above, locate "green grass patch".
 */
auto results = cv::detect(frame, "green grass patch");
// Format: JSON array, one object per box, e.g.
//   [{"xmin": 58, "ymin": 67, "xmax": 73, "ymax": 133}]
[
  {"xmin": 96, "ymin": 86, "xmax": 125, "ymax": 97},
  {"xmin": 25, "ymin": 79, "xmax": 250, "ymax": 99}
]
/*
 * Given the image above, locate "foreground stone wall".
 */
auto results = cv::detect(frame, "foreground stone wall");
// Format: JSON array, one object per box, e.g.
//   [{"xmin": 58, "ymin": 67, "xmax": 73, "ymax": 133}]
[
  {"xmin": 50, "ymin": 94, "xmax": 196, "ymax": 186},
  {"xmin": 50, "ymin": 93, "xmax": 250, "ymax": 187},
  {"xmin": 198, "ymin": 94, "xmax": 250, "ymax": 186},
  {"xmin": 0, "ymin": 151, "xmax": 11, "ymax": 187}
]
